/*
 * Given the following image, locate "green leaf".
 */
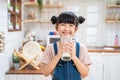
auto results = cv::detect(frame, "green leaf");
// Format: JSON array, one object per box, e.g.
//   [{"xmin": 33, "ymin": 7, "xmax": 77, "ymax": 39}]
[
  {"xmin": 12, "ymin": 54, "xmax": 20, "ymax": 63},
  {"xmin": 37, "ymin": 0, "xmax": 43, "ymax": 12}
]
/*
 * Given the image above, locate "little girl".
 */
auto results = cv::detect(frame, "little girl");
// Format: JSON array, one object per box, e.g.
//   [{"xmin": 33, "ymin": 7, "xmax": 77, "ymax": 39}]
[{"xmin": 40, "ymin": 11, "xmax": 91, "ymax": 80}]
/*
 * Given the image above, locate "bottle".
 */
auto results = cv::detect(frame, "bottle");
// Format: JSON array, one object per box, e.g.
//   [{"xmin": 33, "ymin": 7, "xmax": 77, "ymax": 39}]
[{"xmin": 114, "ymin": 34, "xmax": 119, "ymax": 46}]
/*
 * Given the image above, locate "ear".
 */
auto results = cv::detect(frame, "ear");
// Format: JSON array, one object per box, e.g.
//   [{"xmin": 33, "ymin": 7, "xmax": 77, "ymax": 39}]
[
  {"xmin": 75, "ymin": 27, "xmax": 78, "ymax": 33},
  {"xmin": 55, "ymin": 26, "xmax": 58, "ymax": 31}
]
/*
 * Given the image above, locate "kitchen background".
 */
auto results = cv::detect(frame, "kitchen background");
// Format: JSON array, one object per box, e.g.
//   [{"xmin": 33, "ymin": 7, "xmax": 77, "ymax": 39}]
[{"xmin": 0, "ymin": 0, "xmax": 120, "ymax": 80}]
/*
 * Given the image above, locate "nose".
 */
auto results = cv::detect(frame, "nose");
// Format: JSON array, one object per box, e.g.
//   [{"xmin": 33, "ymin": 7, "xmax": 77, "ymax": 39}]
[{"xmin": 64, "ymin": 24, "xmax": 70, "ymax": 30}]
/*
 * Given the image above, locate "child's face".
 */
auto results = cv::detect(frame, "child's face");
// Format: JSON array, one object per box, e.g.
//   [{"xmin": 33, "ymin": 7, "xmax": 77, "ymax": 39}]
[{"xmin": 56, "ymin": 23, "xmax": 78, "ymax": 37}]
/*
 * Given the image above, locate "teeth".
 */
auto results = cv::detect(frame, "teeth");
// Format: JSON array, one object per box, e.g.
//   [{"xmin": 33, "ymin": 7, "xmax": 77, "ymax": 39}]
[
  {"xmin": 63, "ymin": 32, "xmax": 69, "ymax": 34},
  {"xmin": 63, "ymin": 32, "xmax": 70, "ymax": 34}
]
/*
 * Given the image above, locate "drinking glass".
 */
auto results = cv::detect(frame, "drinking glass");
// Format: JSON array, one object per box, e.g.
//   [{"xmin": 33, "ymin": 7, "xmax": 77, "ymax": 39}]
[{"xmin": 60, "ymin": 37, "xmax": 72, "ymax": 61}]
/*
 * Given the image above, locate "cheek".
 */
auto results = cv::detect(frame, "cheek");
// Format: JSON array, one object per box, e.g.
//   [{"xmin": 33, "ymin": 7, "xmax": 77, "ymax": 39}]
[{"xmin": 57, "ymin": 26, "xmax": 64, "ymax": 31}]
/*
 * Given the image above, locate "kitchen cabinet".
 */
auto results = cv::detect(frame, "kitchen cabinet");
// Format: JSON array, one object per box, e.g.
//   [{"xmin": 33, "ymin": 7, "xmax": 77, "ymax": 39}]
[
  {"xmin": 103, "ymin": 54, "xmax": 120, "ymax": 80},
  {"xmin": 6, "ymin": 74, "xmax": 51, "ymax": 80},
  {"xmin": 8, "ymin": 0, "xmax": 22, "ymax": 32},
  {"xmin": 5, "ymin": 69, "xmax": 52, "ymax": 80},
  {"xmin": 106, "ymin": 4, "xmax": 120, "ymax": 23},
  {"xmin": 84, "ymin": 53, "xmax": 103, "ymax": 80},
  {"xmin": 84, "ymin": 53, "xmax": 120, "ymax": 80}
]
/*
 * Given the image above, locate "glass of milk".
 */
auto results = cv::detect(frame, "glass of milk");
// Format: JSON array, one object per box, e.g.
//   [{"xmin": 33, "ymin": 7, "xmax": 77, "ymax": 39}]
[{"xmin": 60, "ymin": 36, "xmax": 72, "ymax": 61}]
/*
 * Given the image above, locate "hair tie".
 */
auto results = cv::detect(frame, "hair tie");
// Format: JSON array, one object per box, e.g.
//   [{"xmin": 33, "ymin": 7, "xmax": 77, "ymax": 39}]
[
  {"xmin": 78, "ymin": 16, "xmax": 85, "ymax": 24},
  {"xmin": 51, "ymin": 16, "xmax": 57, "ymax": 24}
]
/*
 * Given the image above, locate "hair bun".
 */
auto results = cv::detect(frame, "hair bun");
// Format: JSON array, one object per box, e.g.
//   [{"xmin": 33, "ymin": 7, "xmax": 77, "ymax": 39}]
[
  {"xmin": 51, "ymin": 16, "xmax": 57, "ymax": 24},
  {"xmin": 78, "ymin": 16, "xmax": 85, "ymax": 24}
]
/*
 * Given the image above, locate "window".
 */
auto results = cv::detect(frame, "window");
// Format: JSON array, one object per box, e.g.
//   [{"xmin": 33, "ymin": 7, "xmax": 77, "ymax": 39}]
[{"xmin": 85, "ymin": 3, "xmax": 103, "ymax": 46}]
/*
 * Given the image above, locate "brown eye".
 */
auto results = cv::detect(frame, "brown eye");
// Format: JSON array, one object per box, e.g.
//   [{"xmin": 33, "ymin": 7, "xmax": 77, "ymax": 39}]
[
  {"xmin": 69, "ymin": 24, "xmax": 74, "ymax": 27},
  {"xmin": 60, "ymin": 23, "xmax": 65, "ymax": 26}
]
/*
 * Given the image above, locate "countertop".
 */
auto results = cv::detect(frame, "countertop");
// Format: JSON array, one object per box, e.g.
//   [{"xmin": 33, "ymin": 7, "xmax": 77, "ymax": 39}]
[
  {"xmin": 88, "ymin": 46, "xmax": 120, "ymax": 53},
  {"xmin": 6, "ymin": 69, "xmax": 43, "ymax": 74},
  {"xmin": 88, "ymin": 49, "xmax": 120, "ymax": 53}
]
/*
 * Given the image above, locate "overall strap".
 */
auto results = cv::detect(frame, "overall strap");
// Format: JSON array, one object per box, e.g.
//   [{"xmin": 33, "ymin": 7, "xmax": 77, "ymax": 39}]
[
  {"xmin": 76, "ymin": 42, "xmax": 80, "ymax": 58},
  {"xmin": 53, "ymin": 42, "xmax": 58, "ymax": 55},
  {"xmin": 53, "ymin": 42, "xmax": 80, "ymax": 57}
]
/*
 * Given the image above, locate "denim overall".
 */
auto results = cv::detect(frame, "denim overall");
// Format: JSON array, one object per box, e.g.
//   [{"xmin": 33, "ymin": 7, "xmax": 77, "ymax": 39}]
[{"xmin": 52, "ymin": 42, "xmax": 81, "ymax": 80}]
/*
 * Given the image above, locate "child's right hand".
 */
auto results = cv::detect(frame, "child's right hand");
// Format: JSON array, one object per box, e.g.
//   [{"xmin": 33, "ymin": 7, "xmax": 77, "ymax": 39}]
[
  {"xmin": 56, "ymin": 42, "xmax": 64, "ymax": 58},
  {"xmin": 57, "ymin": 42, "xmax": 71, "ymax": 57},
  {"xmin": 57, "ymin": 42, "xmax": 69, "ymax": 58}
]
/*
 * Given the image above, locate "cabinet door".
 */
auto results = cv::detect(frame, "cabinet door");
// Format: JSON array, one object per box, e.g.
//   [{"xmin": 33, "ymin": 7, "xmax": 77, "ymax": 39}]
[
  {"xmin": 84, "ymin": 54, "xmax": 103, "ymax": 80},
  {"xmin": 24, "ymin": 75, "xmax": 32, "ymax": 80},
  {"xmin": 16, "ymin": 75, "xmax": 24, "ymax": 80},
  {"xmin": 6, "ymin": 75, "xmax": 16, "ymax": 80},
  {"xmin": 33, "ymin": 75, "xmax": 52, "ymax": 80},
  {"xmin": 103, "ymin": 54, "xmax": 120, "ymax": 80}
]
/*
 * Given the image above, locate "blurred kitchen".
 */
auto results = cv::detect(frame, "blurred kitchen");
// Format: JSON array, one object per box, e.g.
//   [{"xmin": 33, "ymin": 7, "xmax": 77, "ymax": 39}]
[{"xmin": 0, "ymin": 0, "xmax": 120, "ymax": 80}]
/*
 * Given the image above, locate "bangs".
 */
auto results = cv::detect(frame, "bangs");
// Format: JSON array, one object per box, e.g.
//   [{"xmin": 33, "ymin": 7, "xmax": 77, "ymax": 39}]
[{"xmin": 57, "ymin": 13, "xmax": 77, "ymax": 25}]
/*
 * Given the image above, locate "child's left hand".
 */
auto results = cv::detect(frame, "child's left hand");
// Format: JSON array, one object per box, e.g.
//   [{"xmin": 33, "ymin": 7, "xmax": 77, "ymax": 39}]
[{"xmin": 66, "ymin": 41, "xmax": 76, "ymax": 59}]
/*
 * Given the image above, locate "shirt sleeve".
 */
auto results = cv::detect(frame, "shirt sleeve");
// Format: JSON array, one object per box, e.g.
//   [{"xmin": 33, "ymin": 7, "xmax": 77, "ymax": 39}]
[
  {"xmin": 40, "ymin": 44, "xmax": 54, "ymax": 64},
  {"xmin": 79, "ymin": 44, "xmax": 92, "ymax": 65}
]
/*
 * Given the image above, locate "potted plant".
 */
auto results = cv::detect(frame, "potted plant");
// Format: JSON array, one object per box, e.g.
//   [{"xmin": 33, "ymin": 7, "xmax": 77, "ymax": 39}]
[
  {"xmin": 12, "ymin": 51, "xmax": 20, "ymax": 70},
  {"xmin": 37, "ymin": 0, "xmax": 43, "ymax": 12}
]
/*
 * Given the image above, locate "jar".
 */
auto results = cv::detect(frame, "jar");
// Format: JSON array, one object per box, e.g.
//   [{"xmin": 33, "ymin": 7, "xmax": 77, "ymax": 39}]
[
  {"xmin": 27, "ymin": 9, "xmax": 36, "ymax": 20},
  {"xmin": 48, "ymin": 0, "xmax": 54, "ymax": 4}
]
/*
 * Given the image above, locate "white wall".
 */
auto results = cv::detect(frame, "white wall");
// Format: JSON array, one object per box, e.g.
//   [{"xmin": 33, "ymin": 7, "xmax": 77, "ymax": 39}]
[
  {"xmin": 0, "ymin": 0, "xmax": 23, "ymax": 80},
  {"xmin": 23, "ymin": 0, "xmax": 120, "ymax": 47},
  {"xmin": 0, "ymin": 0, "xmax": 9, "ymax": 80}
]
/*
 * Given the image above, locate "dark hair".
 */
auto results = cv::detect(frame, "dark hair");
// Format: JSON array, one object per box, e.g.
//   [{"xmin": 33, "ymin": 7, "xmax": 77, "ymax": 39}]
[{"xmin": 51, "ymin": 11, "xmax": 85, "ymax": 27}]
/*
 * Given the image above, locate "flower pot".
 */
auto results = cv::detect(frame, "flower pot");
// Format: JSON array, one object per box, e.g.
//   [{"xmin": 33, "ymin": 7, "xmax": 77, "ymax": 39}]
[{"xmin": 13, "ymin": 63, "xmax": 20, "ymax": 70}]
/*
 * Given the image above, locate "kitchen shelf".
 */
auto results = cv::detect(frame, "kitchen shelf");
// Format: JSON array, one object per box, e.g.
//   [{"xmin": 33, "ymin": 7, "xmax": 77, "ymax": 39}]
[
  {"xmin": 107, "ymin": 4, "xmax": 120, "ymax": 8},
  {"xmin": 106, "ymin": 19, "xmax": 120, "ymax": 23},
  {"xmin": 23, "ymin": 19, "xmax": 50, "ymax": 23},
  {"xmin": 23, "ymin": 2, "xmax": 63, "ymax": 8},
  {"xmin": 106, "ymin": 4, "xmax": 120, "ymax": 23},
  {"xmin": 6, "ymin": 69, "xmax": 42, "ymax": 74},
  {"xmin": 8, "ymin": 29, "xmax": 22, "ymax": 32}
]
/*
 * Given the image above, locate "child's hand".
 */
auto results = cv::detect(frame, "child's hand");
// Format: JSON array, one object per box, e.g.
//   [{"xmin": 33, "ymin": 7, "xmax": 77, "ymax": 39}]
[
  {"xmin": 59, "ymin": 41, "xmax": 76, "ymax": 58},
  {"xmin": 56, "ymin": 42, "xmax": 65, "ymax": 58},
  {"xmin": 57, "ymin": 42, "xmax": 71, "ymax": 57},
  {"xmin": 67, "ymin": 41, "xmax": 76, "ymax": 58}
]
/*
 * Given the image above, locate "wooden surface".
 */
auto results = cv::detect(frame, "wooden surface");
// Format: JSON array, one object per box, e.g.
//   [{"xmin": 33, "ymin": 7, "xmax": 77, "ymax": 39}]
[
  {"xmin": 88, "ymin": 49, "xmax": 120, "ymax": 53},
  {"xmin": 23, "ymin": 2, "xmax": 63, "ymax": 8},
  {"xmin": 107, "ymin": 4, "xmax": 120, "ymax": 8},
  {"xmin": 6, "ymin": 69, "xmax": 43, "ymax": 74}
]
